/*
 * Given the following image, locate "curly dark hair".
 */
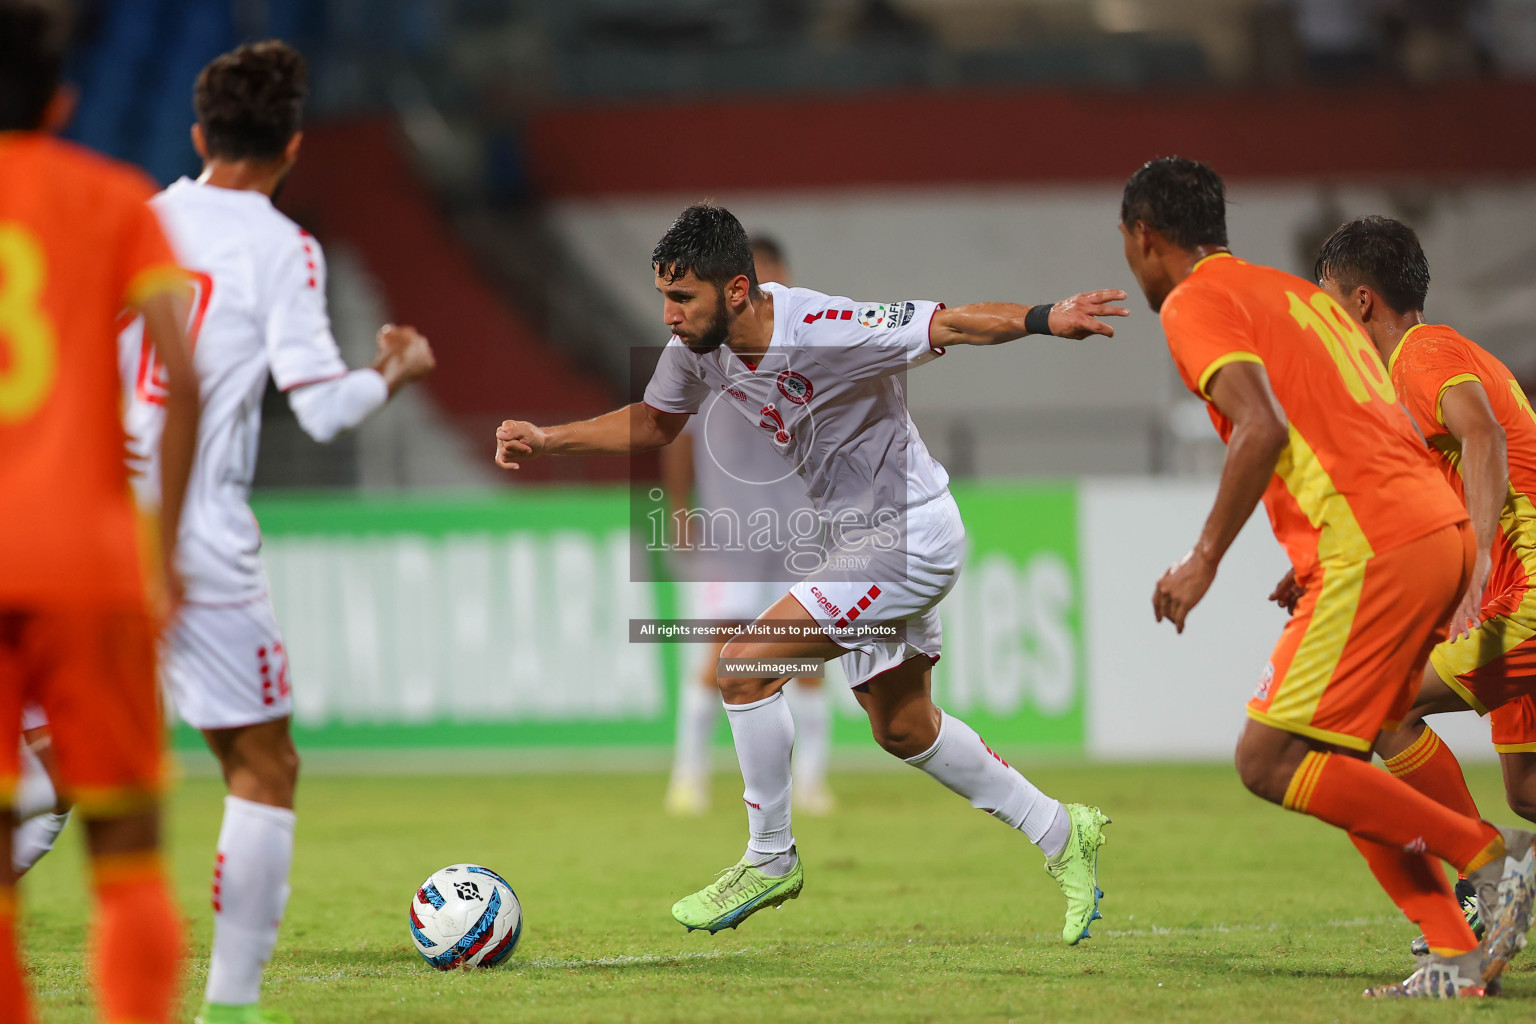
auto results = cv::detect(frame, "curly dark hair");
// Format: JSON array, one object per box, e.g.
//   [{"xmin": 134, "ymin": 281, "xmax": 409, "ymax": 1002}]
[
  {"xmin": 652, "ymin": 203, "xmax": 759, "ymax": 292},
  {"xmin": 1315, "ymin": 215, "xmax": 1430, "ymax": 313},
  {"xmin": 194, "ymin": 40, "xmax": 308, "ymax": 162},
  {"xmin": 0, "ymin": 0, "xmax": 67, "ymax": 132},
  {"xmin": 1120, "ymin": 156, "xmax": 1229, "ymax": 250}
]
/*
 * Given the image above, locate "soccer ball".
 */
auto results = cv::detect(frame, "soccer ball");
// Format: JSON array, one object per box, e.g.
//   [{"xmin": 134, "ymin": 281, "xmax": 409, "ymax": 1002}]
[{"xmin": 408, "ymin": 863, "xmax": 522, "ymax": 969}]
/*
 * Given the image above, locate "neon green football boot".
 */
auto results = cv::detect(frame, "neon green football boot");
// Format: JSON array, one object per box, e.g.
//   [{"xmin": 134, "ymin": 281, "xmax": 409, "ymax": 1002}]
[
  {"xmin": 672, "ymin": 849, "xmax": 804, "ymax": 933},
  {"xmin": 1044, "ymin": 803, "xmax": 1111, "ymax": 945},
  {"xmin": 195, "ymin": 1002, "xmax": 294, "ymax": 1024}
]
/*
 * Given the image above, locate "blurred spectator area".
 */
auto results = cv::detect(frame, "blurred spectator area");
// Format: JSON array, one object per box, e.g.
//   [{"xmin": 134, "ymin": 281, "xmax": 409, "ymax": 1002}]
[
  {"xmin": 62, "ymin": 0, "xmax": 1536, "ymax": 486},
  {"xmin": 524, "ymin": 81, "xmax": 1536, "ymax": 477},
  {"xmin": 273, "ymin": 119, "xmax": 628, "ymax": 485}
]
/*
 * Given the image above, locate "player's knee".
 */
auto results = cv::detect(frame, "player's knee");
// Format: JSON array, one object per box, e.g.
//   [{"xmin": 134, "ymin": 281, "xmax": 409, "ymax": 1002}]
[
  {"xmin": 280, "ymin": 740, "xmax": 301, "ymax": 787},
  {"xmin": 718, "ymin": 673, "xmax": 774, "ymax": 706},
  {"xmin": 254, "ymin": 735, "xmax": 301, "ymax": 796}
]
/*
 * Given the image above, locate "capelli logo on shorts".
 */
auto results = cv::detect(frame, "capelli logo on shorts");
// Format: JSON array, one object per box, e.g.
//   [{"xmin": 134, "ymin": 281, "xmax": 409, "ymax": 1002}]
[
  {"xmin": 810, "ymin": 586, "xmax": 841, "ymax": 619},
  {"xmin": 1254, "ymin": 662, "xmax": 1274, "ymax": 701}
]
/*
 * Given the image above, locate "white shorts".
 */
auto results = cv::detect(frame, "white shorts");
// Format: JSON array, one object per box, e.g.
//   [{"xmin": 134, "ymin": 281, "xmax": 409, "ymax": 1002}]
[
  {"xmin": 790, "ymin": 491, "xmax": 965, "ymax": 688},
  {"xmin": 163, "ymin": 596, "xmax": 292, "ymax": 731},
  {"xmin": 686, "ymin": 578, "xmax": 791, "ymax": 623}
]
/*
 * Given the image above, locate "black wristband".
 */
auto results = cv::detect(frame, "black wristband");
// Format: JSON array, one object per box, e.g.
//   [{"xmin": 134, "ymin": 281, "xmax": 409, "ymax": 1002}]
[{"xmin": 1024, "ymin": 303, "xmax": 1054, "ymax": 337}]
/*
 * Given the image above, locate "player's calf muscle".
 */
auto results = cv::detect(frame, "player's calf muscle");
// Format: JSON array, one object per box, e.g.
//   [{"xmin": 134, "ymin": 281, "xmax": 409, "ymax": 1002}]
[
  {"xmin": 1234, "ymin": 722, "xmax": 1314, "ymax": 803},
  {"xmin": 866, "ymin": 705, "xmax": 938, "ymax": 758},
  {"xmin": 1501, "ymin": 753, "xmax": 1536, "ymax": 822},
  {"xmin": 206, "ymin": 724, "xmax": 300, "ymax": 807},
  {"xmin": 1374, "ymin": 721, "xmax": 1425, "ymax": 762}
]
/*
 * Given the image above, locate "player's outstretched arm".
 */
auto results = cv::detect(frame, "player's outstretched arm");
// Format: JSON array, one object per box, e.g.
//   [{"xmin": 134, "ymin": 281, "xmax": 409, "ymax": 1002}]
[
  {"xmin": 1440, "ymin": 380, "xmax": 1509, "ymax": 640},
  {"xmin": 494, "ymin": 402, "xmax": 689, "ymax": 470},
  {"xmin": 286, "ymin": 325, "xmax": 436, "ymax": 444},
  {"xmin": 142, "ymin": 289, "xmax": 200, "ymax": 609},
  {"xmin": 929, "ymin": 290, "xmax": 1128, "ymax": 347},
  {"xmin": 373, "ymin": 324, "xmax": 437, "ymax": 395},
  {"xmin": 1154, "ymin": 361, "xmax": 1289, "ymax": 633}
]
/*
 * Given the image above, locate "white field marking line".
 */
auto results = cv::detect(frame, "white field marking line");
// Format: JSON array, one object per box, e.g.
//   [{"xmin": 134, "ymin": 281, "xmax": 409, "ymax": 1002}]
[
  {"xmin": 1096, "ymin": 915, "xmax": 1403, "ymax": 939},
  {"xmin": 278, "ymin": 951, "xmax": 753, "ymax": 983},
  {"xmin": 521, "ymin": 949, "xmax": 757, "ymax": 970},
  {"xmin": 269, "ymin": 917, "xmax": 1413, "ymax": 985},
  {"xmin": 520, "ymin": 920, "xmax": 1410, "ymax": 968}
]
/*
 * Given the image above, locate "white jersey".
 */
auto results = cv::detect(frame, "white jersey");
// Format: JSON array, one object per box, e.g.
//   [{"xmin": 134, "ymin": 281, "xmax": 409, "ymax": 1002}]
[
  {"xmin": 121, "ymin": 178, "xmax": 353, "ymax": 604},
  {"xmin": 644, "ymin": 283, "xmax": 950, "ymax": 526},
  {"xmin": 682, "ymin": 407, "xmax": 814, "ymax": 584}
]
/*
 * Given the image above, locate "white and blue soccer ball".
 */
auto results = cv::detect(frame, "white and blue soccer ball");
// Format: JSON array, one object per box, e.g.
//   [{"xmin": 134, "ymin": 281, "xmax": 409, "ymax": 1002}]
[{"xmin": 409, "ymin": 863, "xmax": 522, "ymax": 969}]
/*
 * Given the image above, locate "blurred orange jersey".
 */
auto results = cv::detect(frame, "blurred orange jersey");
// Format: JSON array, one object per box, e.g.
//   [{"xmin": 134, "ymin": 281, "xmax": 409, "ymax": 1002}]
[
  {"xmin": 1161, "ymin": 253, "xmax": 1466, "ymax": 581},
  {"xmin": 1400, "ymin": 323, "xmax": 1536, "ymax": 620},
  {"xmin": 0, "ymin": 134, "xmax": 183, "ymax": 609},
  {"xmin": 1390, "ymin": 324, "xmax": 1536, "ymax": 620}
]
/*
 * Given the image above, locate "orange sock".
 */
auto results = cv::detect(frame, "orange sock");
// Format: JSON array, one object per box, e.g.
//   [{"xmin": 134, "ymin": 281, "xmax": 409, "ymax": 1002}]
[
  {"xmin": 0, "ymin": 887, "xmax": 32, "ymax": 1024},
  {"xmin": 1350, "ymin": 835, "xmax": 1479, "ymax": 955},
  {"xmin": 91, "ymin": 852, "xmax": 184, "ymax": 1024},
  {"xmin": 1382, "ymin": 726, "xmax": 1482, "ymax": 821},
  {"xmin": 1285, "ymin": 751, "xmax": 1503, "ymax": 874}
]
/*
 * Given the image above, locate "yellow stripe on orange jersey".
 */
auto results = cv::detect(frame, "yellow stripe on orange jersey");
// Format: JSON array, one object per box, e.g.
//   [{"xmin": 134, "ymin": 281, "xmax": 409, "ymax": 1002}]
[{"xmin": 1391, "ymin": 323, "xmax": 1536, "ymax": 623}]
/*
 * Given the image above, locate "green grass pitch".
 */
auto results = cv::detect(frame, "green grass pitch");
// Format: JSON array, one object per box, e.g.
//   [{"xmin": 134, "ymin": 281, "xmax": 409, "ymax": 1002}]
[{"xmin": 19, "ymin": 760, "xmax": 1536, "ymax": 1022}]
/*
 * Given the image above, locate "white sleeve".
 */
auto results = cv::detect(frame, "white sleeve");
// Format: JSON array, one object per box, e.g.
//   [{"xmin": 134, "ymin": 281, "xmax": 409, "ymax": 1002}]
[
  {"xmin": 801, "ymin": 298, "xmax": 945, "ymax": 381},
  {"xmin": 642, "ymin": 337, "xmax": 711, "ymax": 413},
  {"xmin": 264, "ymin": 231, "xmax": 348, "ymax": 392},
  {"xmin": 287, "ymin": 368, "xmax": 389, "ymax": 444}
]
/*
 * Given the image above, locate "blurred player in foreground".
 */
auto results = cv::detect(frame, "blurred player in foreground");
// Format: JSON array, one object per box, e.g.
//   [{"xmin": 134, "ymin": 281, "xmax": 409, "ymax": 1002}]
[
  {"xmin": 662, "ymin": 235, "xmax": 835, "ymax": 817},
  {"xmin": 0, "ymin": 3, "xmax": 198, "ymax": 1020},
  {"xmin": 11, "ymin": 706, "xmax": 69, "ymax": 875},
  {"xmin": 498, "ymin": 203, "xmax": 1125, "ymax": 943},
  {"xmin": 1309, "ymin": 216, "xmax": 1536, "ymax": 952},
  {"xmin": 1125, "ymin": 156, "xmax": 1535, "ymax": 998},
  {"xmin": 118, "ymin": 41, "xmax": 436, "ymax": 1024}
]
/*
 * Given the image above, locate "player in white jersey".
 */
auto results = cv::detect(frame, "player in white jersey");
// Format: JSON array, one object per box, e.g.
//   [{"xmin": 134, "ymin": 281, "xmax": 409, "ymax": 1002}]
[
  {"xmin": 123, "ymin": 43, "xmax": 435, "ymax": 1024},
  {"xmin": 661, "ymin": 236, "xmax": 836, "ymax": 817},
  {"xmin": 496, "ymin": 203, "xmax": 1126, "ymax": 942}
]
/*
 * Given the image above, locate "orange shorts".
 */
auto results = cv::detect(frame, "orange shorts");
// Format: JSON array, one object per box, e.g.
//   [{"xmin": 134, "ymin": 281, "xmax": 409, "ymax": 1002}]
[
  {"xmin": 1430, "ymin": 581, "xmax": 1536, "ymax": 753},
  {"xmin": 0, "ymin": 608, "xmax": 165, "ymax": 816},
  {"xmin": 1490, "ymin": 696, "xmax": 1536, "ymax": 753},
  {"xmin": 1247, "ymin": 522, "xmax": 1472, "ymax": 751}
]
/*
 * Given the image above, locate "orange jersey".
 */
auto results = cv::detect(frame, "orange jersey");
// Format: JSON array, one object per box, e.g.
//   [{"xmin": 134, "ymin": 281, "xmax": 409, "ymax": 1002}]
[
  {"xmin": 1161, "ymin": 254, "xmax": 1466, "ymax": 581},
  {"xmin": 1390, "ymin": 323, "xmax": 1536, "ymax": 620},
  {"xmin": 0, "ymin": 134, "xmax": 183, "ymax": 609}
]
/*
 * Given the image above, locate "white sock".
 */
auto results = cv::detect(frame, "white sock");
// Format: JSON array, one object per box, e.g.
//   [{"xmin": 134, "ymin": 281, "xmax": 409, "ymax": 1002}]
[
  {"xmin": 13, "ymin": 811, "xmax": 69, "ymax": 874},
  {"xmin": 787, "ymin": 681, "xmax": 831, "ymax": 791},
  {"xmin": 904, "ymin": 710, "xmax": 1070, "ymax": 859},
  {"xmin": 206, "ymin": 796, "xmax": 296, "ymax": 1007},
  {"xmin": 15, "ymin": 741, "xmax": 57, "ymax": 821},
  {"xmin": 671, "ymin": 681, "xmax": 721, "ymax": 785},
  {"xmin": 725, "ymin": 691, "xmax": 796, "ymax": 863}
]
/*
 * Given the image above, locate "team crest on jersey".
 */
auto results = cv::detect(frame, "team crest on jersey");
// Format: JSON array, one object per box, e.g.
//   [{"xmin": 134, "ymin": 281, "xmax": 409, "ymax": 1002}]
[
  {"xmin": 776, "ymin": 370, "xmax": 813, "ymax": 405},
  {"xmin": 1254, "ymin": 662, "xmax": 1275, "ymax": 702},
  {"xmin": 857, "ymin": 301, "xmax": 916, "ymax": 330}
]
